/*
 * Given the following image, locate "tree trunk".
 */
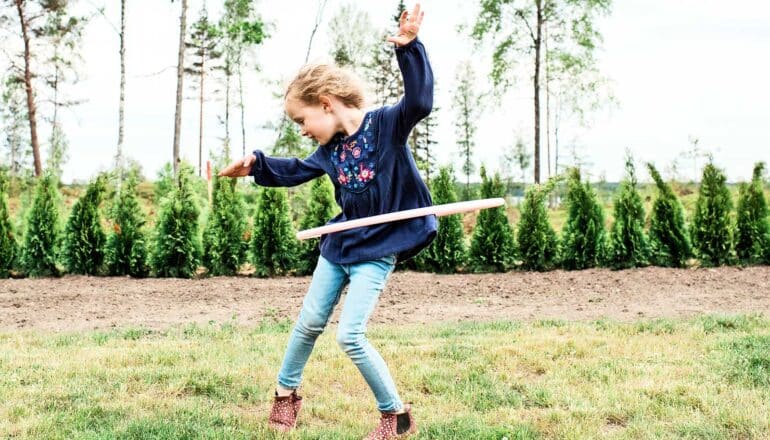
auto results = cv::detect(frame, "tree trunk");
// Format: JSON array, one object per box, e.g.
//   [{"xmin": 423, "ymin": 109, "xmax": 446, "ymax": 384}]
[
  {"xmin": 224, "ymin": 64, "xmax": 231, "ymax": 158},
  {"xmin": 51, "ymin": 46, "xmax": 60, "ymax": 174},
  {"xmin": 238, "ymin": 62, "xmax": 246, "ymax": 158},
  {"xmin": 533, "ymin": 0, "xmax": 543, "ymax": 184},
  {"xmin": 464, "ymin": 95, "xmax": 471, "ymax": 196},
  {"xmin": 53, "ymin": 52, "xmax": 59, "ymax": 128},
  {"xmin": 15, "ymin": 0, "xmax": 42, "ymax": 177},
  {"xmin": 555, "ymin": 108, "xmax": 560, "ymax": 177},
  {"xmin": 554, "ymin": 94, "xmax": 561, "ymax": 206},
  {"xmin": 172, "ymin": 0, "xmax": 188, "ymax": 177},
  {"xmin": 544, "ymin": 20, "xmax": 551, "ymax": 179},
  {"xmin": 116, "ymin": 0, "xmax": 126, "ymax": 183},
  {"xmin": 198, "ymin": 53, "xmax": 205, "ymax": 177}
]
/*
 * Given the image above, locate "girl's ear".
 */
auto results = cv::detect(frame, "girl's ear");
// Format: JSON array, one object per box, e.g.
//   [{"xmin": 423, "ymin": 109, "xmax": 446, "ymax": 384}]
[{"xmin": 319, "ymin": 95, "xmax": 333, "ymax": 113}]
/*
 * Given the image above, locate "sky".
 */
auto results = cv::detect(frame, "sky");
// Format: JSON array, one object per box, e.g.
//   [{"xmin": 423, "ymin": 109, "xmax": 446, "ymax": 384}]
[{"xmin": 1, "ymin": 0, "xmax": 769, "ymax": 184}]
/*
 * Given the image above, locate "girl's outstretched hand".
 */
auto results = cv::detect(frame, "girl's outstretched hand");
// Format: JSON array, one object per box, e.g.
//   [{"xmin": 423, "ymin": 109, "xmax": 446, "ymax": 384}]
[
  {"xmin": 219, "ymin": 153, "xmax": 256, "ymax": 177},
  {"xmin": 387, "ymin": 3, "xmax": 424, "ymax": 47}
]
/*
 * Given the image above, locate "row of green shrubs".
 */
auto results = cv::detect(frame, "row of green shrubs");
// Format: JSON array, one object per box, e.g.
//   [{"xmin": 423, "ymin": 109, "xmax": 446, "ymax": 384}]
[
  {"xmin": 1, "ymin": 158, "xmax": 768, "ymax": 279},
  {"xmin": 0, "ymin": 161, "xmax": 333, "ymax": 279},
  {"xmin": 454, "ymin": 159, "xmax": 769, "ymax": 272}
]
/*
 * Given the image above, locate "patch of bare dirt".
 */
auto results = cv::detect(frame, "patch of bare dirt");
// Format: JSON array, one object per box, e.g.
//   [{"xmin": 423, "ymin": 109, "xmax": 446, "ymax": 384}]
[{"xmin": 1, "ymin": 266, "xmax": 769, "ymax": 332}]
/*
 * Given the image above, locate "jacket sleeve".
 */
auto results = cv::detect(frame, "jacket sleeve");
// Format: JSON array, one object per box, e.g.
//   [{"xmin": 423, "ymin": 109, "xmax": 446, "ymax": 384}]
[
  {"xmin": 249, "ymin": 148, "xmax": 326, "ymax": 187},
  {"xmin": 381, "ymin": 37, "xmax": 434, "ymax": 145}
]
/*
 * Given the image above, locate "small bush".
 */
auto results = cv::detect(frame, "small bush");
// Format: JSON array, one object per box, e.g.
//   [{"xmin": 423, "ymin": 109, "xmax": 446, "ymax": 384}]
[
  {"xmin": 20, "ymin": 172, "xmax": 63, "ymax": 277},
  {"xmin": 150, "ymin": 163, "xmax": 202, "ymax": 278},
  {"xmin": 251, "ymin": 187, "xmax": 298, "ymax": 277},
  {"xmin": 647, "ymin": 163, "xmax": 691, "ymax": 267},
  {"xmin": 202, "ymin": 173, "xmax": 248, "ymax": 276},
  {"xmin": 62, "ymin": 174, "xmax": 107, "ymax": 275},
  {"xmin": 417, "ymin": 166, "xmax": 467, "ymax": 273},
  {"xmin": 735, "ymin": 163, "xmax": 770, "ymax": 265},
  {"xmin": 0, "ymin": 168, "xmax": 18, "ymax": 277},
  {"xmin": 295, "ymin": 177, "xmax": 335, "ymax": 275},
  {"xmin": 606, "ymin": 157, "xmax": 650, "ymax": 269},
  {"xmin": 468, "ymin": 166, "xmax": 516, "ymax": 272},
  {"xmin": 561, "ymin": 168, "xmax": 606, "ymax": 270},
  {"xmin": 105, "ymin": 170, "xmax": 150, "ymax": 277},
  {"xmin": 517, "ymin": 178, "xmax": 560, "ymax": 271},
  {"xmin": 691, "ymin": 162, "xmax": 734, "ymax": 266}
]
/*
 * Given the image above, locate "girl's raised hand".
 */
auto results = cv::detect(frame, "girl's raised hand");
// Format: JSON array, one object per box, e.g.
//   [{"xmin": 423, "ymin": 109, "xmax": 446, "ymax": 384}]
[
  {"xmin": 218, "ymin": 153, "xmax": 256, "ymax": 177},
  {"xmin": 386, "ymin": 3, "xmax": 424, "ymax": 47}
]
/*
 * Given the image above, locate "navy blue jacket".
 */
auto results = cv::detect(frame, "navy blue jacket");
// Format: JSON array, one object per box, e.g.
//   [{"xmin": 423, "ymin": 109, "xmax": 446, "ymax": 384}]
[{"xmin": 250, "ymin": 38, "xmax": 436, "ymax": 264}]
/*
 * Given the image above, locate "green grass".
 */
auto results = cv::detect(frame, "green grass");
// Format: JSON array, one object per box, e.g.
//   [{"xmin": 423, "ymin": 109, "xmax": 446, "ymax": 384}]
[{"xmin": 2, "ymin": 315, "xmax": 770, "ymax": 439}]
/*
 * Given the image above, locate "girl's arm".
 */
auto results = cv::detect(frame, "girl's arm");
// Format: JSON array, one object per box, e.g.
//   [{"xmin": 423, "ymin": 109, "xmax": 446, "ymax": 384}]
[
  {"xmin": 249, "ymin": 149, "xmax": 326, "ymax": 187},
  {"xmin": 383, "ymin": 3, "xmax": 433, "ymax": 144},
  {"xmin": 218, "ymin": 150, "xmax": 325, "ymax": 187},
  {"xmin": 390, "ymin": 38, "xmax": 433, "ymax": 143}
]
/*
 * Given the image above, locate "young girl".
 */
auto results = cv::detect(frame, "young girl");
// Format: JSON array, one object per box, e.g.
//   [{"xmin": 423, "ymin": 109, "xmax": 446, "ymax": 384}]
[{"xmin": 220, "ymin": 4, "xmax": 432, "ymax": 438}]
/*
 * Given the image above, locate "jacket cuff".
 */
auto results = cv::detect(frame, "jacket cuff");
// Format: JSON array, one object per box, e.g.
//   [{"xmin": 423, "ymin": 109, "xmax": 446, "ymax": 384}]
[
  {"xmin": 394, "ymin": 36, "xmax": 420, "ymax": 52},
  {"xmin": 249, "ymin": 150, "xmax": 261, "ymax": 177}
]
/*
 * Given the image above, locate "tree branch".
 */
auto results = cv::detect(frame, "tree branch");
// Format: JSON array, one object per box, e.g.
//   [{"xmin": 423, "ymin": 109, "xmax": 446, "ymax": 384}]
[
  {"xmin": 82, "ymin": 0, "xmax": 119, "ymax": 35},
  {"xmin": 515, "ymin": 9, "xmax": 536, "ymax": 43},
  {"xmin": 131, "ymin": 65, "xmax": 177, "ymax": 78},
  {"xmin": 304, "ymin": 0, "xmax": 328, "ymax": 63}
]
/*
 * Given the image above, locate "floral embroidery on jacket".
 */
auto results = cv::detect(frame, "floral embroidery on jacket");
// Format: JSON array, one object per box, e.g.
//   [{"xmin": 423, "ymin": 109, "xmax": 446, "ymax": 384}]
[{"xmin": 329, "ymin": 113, "xmax": 376, "ymax": 192}]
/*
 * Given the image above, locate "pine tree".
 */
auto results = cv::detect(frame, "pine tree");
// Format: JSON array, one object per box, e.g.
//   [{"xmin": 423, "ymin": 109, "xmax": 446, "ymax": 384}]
[
  {"xmin": 327, "ymin": 2, "xmax": 376, "ymax": 77},
  {"xmin": 0, "ymin": 168, "xmax": 19, "ymax": 277},
  {"xmin": 420, "ymin": 107, "xmax": 439, "ymax": 183},
  {"xmin": 1, "ymin": 76, "xmax": 33, "ymax": 178},
  {"xmin": 517, "ymin": 178, "xmax": 560, "ymax": 271},
  {"xmin": 202, "ymin": 172, "xmax": 248, "ymax": 276},
  {"xmin": 453, "ymin": 60, "xmax": 480, "ymax": 200},
  {"xmin": 735, "ymin": 163, "xmax": 770, "ymax": 265},
  {"xmin": 40, "ymin": 5, "xmax": 87, "ymax": 179},
  {"xmin": 647, "ymin": 163, "xmax": 691, "ymax": 267},
  {"xmin": 468, "ymin": 166, "xmax": 516, "ymax": 272},
  {"xmin": 219, "ymin": 0, "xmax": 267, "ymax": 157},
  {"xmin": 105, "ymin": 170, "xmax": 150, "ymax": 277},
  {"xmin": 185, "ymin": 4, "xmax": 223, "ymax": 177},
  {"xmin": 21, "ymin": 172, "xmax": 63, "ymax": 276},
  {"xmin": 296, "ymin": 177, "xmax": 335, "ymax": 275},
  {"xmin": 150, "ymin": 163, "xmax": 202, "ymax": 278},
  {"xmin": 251, "ymin": 187, "xmax": 298, "ymax": 277},
  {"xmin": 62, "ymin": 174, "xmax": 107, "ymax": 275},
  {"xmin": 272, "ymin": 120, "xmax": 313, "ymax": 159},
  {"xmin": 607, "ymin": 157, "xmax": 650, "ymax": 269},
  {"xmin": 365, "ymin": 1, "xmax": 405, "ymax": 107},
  {"xmin": 691, "ymin": 162, "xmax": 734, "ymax": 266},
  {"xmin": 561, "ymin": 168, "xmax": 606, "ymax": 270},
  {"xmin": 417, "ymin": 166, "xmax": 466, "ymax": 273}
]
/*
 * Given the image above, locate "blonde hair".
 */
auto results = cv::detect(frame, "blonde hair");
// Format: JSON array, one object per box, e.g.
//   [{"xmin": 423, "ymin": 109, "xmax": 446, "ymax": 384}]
[{"xmin": 285, "ymin": 64, "xmax": 366, "ymax": 109}]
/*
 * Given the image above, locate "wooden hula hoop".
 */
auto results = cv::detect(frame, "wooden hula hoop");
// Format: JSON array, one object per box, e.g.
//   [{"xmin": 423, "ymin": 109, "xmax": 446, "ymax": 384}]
[{"xmin": 296, "ymin": 198, "xmax": 506, "ymax": 240}]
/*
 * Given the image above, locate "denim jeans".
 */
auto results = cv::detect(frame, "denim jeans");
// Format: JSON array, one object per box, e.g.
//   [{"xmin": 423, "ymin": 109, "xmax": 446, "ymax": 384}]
[{"xmin": 276, "ymin": 254, "xmax": 403, "ymax": 412}]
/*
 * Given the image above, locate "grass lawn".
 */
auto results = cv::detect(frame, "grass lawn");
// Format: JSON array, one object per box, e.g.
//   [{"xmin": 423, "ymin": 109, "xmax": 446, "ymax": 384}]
[{"xmin": 1, "ymin": 314, "xmax": 770, "ymax": 439}]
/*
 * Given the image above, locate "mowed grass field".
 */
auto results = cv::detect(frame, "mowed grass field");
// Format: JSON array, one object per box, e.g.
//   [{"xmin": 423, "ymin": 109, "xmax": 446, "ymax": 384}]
[{"xmin": 1, "ymin": 314, "xmax": 770, "ymax": 439}]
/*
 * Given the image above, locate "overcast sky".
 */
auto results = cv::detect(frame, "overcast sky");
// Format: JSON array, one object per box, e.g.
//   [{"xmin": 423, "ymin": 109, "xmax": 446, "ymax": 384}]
[{"xmin": 2, "ymin": 0, "xmax": 769, "ymax": 184}]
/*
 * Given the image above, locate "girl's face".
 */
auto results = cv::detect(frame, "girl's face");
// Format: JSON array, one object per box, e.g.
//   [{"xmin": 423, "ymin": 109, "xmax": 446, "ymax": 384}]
[{"xmin": 284, "ymin": 96, "xmax": 337, "ymax": 145}]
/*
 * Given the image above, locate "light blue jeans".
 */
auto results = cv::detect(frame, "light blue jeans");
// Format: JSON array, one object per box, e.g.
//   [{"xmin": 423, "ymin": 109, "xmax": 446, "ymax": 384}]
[{"xmin": 276, "ymin": 254, "xmax": 403, "ymax": 412}]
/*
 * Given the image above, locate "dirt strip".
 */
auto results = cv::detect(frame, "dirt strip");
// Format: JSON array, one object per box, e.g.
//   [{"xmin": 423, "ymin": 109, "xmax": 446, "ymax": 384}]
[{"xmin": 1, "ymin": 266, "xmax": 769, "ymax": 332}]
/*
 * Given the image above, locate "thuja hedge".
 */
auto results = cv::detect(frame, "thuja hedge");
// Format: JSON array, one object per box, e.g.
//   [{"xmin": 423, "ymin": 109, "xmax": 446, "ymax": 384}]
[{"xmin": 3, "ymin": 162, "xmax": 768, "ymax": 277}]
